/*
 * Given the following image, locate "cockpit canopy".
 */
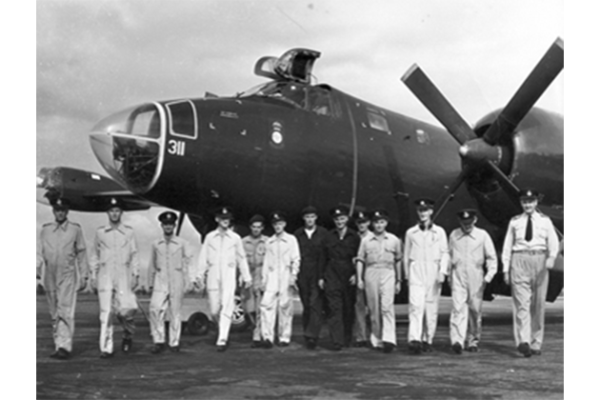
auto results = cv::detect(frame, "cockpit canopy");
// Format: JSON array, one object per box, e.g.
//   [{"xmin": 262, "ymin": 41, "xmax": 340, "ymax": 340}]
[{"xmin": 254, "ymin": 48, "xmax": 321, "ymax": 84}]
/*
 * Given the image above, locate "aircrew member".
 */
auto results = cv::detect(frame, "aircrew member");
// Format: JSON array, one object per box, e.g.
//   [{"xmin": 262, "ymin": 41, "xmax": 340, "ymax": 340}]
[
  {"xmin": 322, "ymin": 206, "xmax": 361, "ymax": 351},
  {"xmin": 293, "ymin": 206, "xmax": 328, "ymax": 350},
  {"xmin": 404, "ymin": 198, "xmax": 449, "ymax": 354},
  {"xmin": 38, "ymin": 198, "xmax": 88, "ymax": 360},
  {"xmin": 448, "ymin": 209, "xmax": 497, "ymax": 354},
  {"xmin": 196, "ymin": 207, "xmax": 252, "ymax": 352},
  {"xmin": 352, "ymin": 210, "xmax": 373, "ymax": 347},
  {"xmin": 89, "ymin": 198, "xmax": 141, "ymax": 358},
  {"xmin": 148, "ymin": 211, "xmax": 193, "ymax": 354},
  {"xmin": 260, "ymin": 211, "xmax": 301, "ymax": 348},
  {"xmin": 356, "ymin": 210, "xmax": 402, "ymax": 353},
  {"xmin": 242, "ymin": 214, "xmax": 268, "ymax": 348},
  {"xmin": 501, "ymin": 189, "xmax": 559, "ymax": 357}
]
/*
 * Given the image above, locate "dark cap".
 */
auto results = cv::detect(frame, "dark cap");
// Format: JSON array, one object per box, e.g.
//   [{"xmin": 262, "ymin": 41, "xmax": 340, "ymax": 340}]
[
  {"xmin": 301, "ymin": 205, "xmax": 318, "ymax": 216},
  {"xmin": 457, "ymin": 209, "xmax": 477, "ymax": 222},
  {"xmin": 270, "ymin": 211, "xmax": 287, "ymax": 223},
  {"xmin": 215, "ymin": 206, "xmax": 233, "ymax": 220},
  {"xmin": 158, "ymin": 211, "xmax": 178, "ymax": 224},
  {"xmin": 371, "ymin": 209, "xmax": 389, "ymax": 221},
  {"xmin": 249, "ymin": 214, "xmax": 265, "ymax": 224},
  {"xmin": 519, "ymin": 189, "xmax": 539, "ymax": 200},
  {"xmin": 414, "ymin": 198, "xmax": 435, "ymax": 210},
  {"xmin": 107, "ymin": 197, "xmax": 124, "ymax": 210},
  {"xmin": 330, "ymin": 205, "xmax": 350, "ymax": 218},
  {"xmin": 50, "ymin": 197, "xmax": 70, "ymax": 210},
  {"xmin": 354, "ymin": 210, "xmax": 370, "ymax": 223}
]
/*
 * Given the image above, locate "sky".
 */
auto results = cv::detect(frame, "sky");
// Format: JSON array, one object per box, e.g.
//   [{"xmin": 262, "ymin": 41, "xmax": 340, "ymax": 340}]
[{"xmin": 35, "ymin": 0, "xmax": 565, "ymax": 268}]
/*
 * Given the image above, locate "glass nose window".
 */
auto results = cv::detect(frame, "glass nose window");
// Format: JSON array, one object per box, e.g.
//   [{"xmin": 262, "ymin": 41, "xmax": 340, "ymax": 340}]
[{"xmin": 91, "ymin": 103, "xmax": 161, "ymax": 139}]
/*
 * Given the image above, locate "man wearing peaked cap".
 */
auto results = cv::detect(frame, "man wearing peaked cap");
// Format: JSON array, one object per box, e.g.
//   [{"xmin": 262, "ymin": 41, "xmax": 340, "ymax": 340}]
[
  {"xmin": 351, "ymin": 210, "xmax": 372, "ymax": 347},
  {"xmin": 330, "ymin": 205, "xmax": 350, "ymax": 218},
  {"xmin": 404, "ymin": 197, "xmax": 449, "ymax": 354},
  {"xmin": 448, "ymin": 209, "xmax": 497, "ymax": 355},
  {"xmin": 294, "ymin": 206, "xmax": 328, "ymax": 349},
  {"xmin": 38, "ymin": 197, "xmax": 88, "ymax": 360},
  {"xmin": 502, "ymin": 189, "xmax": 559, "ymax": 357},
  {"xmin": 106, "ymin": 197, "xmax": 125, "ymax": 210},
  {"xmin": 215, "ymin": 206, "xmax": 234, "ymax": 220},
  {"xmin": 270, "ymin": 210, "xmax": 287, "ymax": 223},
  {"xmin": 148, "ymin": 210, "xmax": 193, "ymax": 354}
]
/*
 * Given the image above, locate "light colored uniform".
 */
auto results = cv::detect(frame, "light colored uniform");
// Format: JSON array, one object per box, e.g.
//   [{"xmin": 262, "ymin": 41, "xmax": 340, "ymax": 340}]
[
  {"xmin": 448, "ymin": 226, "xmax": 497, "ymax": 347},
  {"xmin": 38, "ymin": 220, "xmax": 88, "ymax": 352},
  {"xmin": 242, "ymin": 234, "xmax": 268, "ymax": 341},
  {"xmin": 260, "ymin": 232, "xmax": 300, "ymax": 344},
  {"xmin": 90, "ymin": 223, "xmax": 140, "ymax": 354},
  {"xmin": 353, "ymin": 230, "xmax": 373, "ymax": 343},
  {"xmin": 356, "ymin": 231, "xmax": 402, "ymax": 348},
  {"xmin": 502, "ymin": 211, "xmax": 559, "ymax": 351},
  {"xmin": 404, "ymin": 223, "xmax": 449, "ymax": 344},
  {"xmin": 148, "ymin": 235, "xmax": 193, "ymax": 347},
  {"xmin": 197, "ymin": 228, "xmax": 251, "ymax": 346}
]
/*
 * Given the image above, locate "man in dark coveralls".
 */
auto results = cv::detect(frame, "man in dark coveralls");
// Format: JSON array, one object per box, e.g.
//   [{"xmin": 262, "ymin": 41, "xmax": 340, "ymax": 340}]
[
  {"xmin": 294, "ymin": 206, "xmax": 329, "ymax": 350},
  {"xmin": 321, "ymin": 206, "xmax": 361, "ymax": 351}
]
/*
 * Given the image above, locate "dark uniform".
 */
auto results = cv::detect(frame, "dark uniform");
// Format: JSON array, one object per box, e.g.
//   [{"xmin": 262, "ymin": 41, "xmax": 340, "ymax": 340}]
[
  {"xmin": 294, "ymin": 206, "xmax": 328, "ymax": 347},
  {"xmin": 322, "ymin": 207, "xmax": 361, "ymax": 349}
]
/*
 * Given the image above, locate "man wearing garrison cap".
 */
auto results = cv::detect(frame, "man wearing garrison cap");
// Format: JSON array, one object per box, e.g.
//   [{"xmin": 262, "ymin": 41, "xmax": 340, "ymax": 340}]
[{"xmin": 448, "ymin": 209, "xmax": 497, "ymax": 354}]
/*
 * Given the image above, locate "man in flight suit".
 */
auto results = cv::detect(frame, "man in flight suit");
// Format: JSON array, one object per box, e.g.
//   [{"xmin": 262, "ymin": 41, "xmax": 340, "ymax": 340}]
[
  {"xmin": 352, "ymin": 210, "xmax": 372, "ymax": 347},
  {"xmin": 90, "ymin": 197, "xmax": 141, "ymax": 358},
  {"xmin": 502, "ymin": 189, "xmax": 559, "ymax": 357},
  {"xmin": 148, "ymin": 211, "xmax": 193, "ymax": 354},
  {"xmin": 448, "ymin": 209, "xmax": 497, "ymax": 354},
  {"xmin": 356, "ymin": 210, "xmax": 403, "ymax": 353},
  {"xmin": 322, "ymin": 206, "xmax": 361, "ymax": 351},
  {"xmin": 404, "ymin": 198, "xmax": 449, "ymax": 354},
  {"xmin": 260, "ymin": 211, "xmax": 301, "ymax": 348},
  {"xmin": 196, "ymin": 207, "xmax": 252, "ymax": 352},
  {"xmin": 294, "ymin": 206, "xmax": 328, "ymax": 350},
  {"xmin": 38, "ymin": 198, "xmax": 88, "ymax": 360},
  {"xmin": 242, "ymin": 214, "xmax": 268, "ymax": 348}
]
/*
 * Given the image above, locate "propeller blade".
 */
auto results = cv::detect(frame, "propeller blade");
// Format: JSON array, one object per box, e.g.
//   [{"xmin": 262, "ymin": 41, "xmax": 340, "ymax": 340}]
[
  {"xmin": 432, "ymin": 166, "xmax": 470, "ymax": 222},
  {"xmin": 402, "ymin": 64, "xmax": 476, "ymax": 145},
  {"xmin": 485, "ymin": 160, "xmax": 521, "ymax": 208},
  {"xmin": 176, "ymin": 212, "xmax": 186, "ymax": 236},
  {"xmin": 483, "ymin": 38, "xmax": 564, "ymax": 144}
]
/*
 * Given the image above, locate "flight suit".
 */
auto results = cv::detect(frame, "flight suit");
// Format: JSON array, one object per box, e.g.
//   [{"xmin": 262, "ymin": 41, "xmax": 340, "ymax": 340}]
[
  {"xmin": 197, "ymin": 229, "xmax": 252, "ymax": 346},
  {"xmin": 404, "ymin": 224, "xmax": 449, "ymax": 345},
  {"xmin": 242, "ymin": 234, "xmax": 268, "ymax": 341},
  {"xmin": 294, "ymin": 226, "xmax": 328, "ymax": 342},
  {"xmin": 356, "ymin": 232, "xmax": 402, "ymax": 348},
  {"xmin": 502, "ymin": 211, "xmax": 559, "ymax": 351},
  {"xmin": 322, "ymin": 228, "xmax": 361, "ymax": 347},
  {"xmin": 90, "ymin": 223, "xmax": 140, "ymax": 354},
  {"xmin": 148, "ymin": 235, "xmax": 193, "ymax": 348},
  {"xmin": 39, "ymin": 220, "xmax": 88, "ymax": 353},
  {"xmin": 260, "ymin": 232, "xmax": 301, "ymax": 344},
  {"xmin": 448, "ymin": 227, "xmax": 497, "ymax": 348},
  {"xmin": 353, "ymin": 230, "xmax": 374, "ymax": 344}
]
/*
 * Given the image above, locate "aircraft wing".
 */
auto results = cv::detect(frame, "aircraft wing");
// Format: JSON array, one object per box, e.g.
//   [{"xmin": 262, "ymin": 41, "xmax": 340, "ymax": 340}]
[{"xmin": 37, "ymin": 166, "xmax": 156, "ymax": 212}]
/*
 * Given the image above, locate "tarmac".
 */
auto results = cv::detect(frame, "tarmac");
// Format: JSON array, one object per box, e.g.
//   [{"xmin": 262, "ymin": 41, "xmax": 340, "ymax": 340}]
[{"xmin": 36, "ymin": 293, "xmax": 564, "ymax": 400}]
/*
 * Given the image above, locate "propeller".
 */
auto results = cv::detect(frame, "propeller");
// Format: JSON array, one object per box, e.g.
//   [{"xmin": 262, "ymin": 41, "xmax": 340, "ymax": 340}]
[
  {"xmin": 177, "ymin": 212, "xmax": 186, "ymax": 236},
  {"xmin": 401, "ymin": 38, "xmax": 563, "ymax": 218}
]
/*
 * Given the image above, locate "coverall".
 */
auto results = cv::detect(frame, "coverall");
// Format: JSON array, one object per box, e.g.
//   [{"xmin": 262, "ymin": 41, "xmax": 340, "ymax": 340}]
[
  {"xmin": 90, "ymin": 223, "xmax": 140, "ymax": 354},
  {"xmin": 448, "ymin": 226, "xmax": 497, "ymax": 348},
  {"xmin": 353, "ymin": 230, "xmax": 374, "ymax": 344},
  {"xmin": 502, "ymin": 211, "xmax": 559, "ymax": 351},
  {"xmin": 260, "ymin": 232, "xmax": 301, "ymax": 344},
  {"xmin": 197, "ymin": 229, "xmax": 251, "ymax": 346},
  {"xmin": 242, "ymin": 234, "xmax": 268, "ymax": 341},
  {"xmin": 404, "ymin": 224, "xmax": 449, "ymax": 344},
  {"xmin": 38, "ymin": 220, "xmax": 88, "ymax": 353},
  {"xmin": 148, "ymin": 235, "xmax": 193, "ymax": 347}
]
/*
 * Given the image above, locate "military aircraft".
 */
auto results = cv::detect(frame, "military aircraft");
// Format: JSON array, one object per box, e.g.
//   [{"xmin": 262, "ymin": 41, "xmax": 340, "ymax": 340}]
[{"xmin": 37, "ymin": 38, "xmax": 564, "ymax": 302}]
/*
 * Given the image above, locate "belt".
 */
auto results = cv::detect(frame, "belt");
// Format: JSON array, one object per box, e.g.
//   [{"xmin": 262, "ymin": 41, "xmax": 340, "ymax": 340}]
[{"xmin": 513, "ymin": 250, "xmax": 546, "ymax": 255}]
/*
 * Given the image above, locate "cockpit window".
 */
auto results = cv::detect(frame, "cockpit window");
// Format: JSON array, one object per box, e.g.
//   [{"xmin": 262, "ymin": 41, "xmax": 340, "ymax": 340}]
[
  {"xmin": 166, "ymin": 100, "xmax": 198, "ymax": 139},
  {"xmin": 91, "ymin": 103, "xmax": 161, "ymax": 140},
  {"xmin": 238, "ymin": 81, "xmax": 306, "ymax": 109}
]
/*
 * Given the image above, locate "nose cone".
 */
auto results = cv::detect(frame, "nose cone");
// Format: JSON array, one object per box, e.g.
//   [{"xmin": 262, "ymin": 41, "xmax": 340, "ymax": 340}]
[{"xmin": 89, "ymin": 103, "xmax": 164, "ymax": 194}]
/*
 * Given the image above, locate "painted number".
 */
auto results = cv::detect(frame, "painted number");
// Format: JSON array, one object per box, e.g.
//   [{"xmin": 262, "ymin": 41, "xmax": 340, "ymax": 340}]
[{"xmin": 168, "ymin": 140, "xmax": 186, "ymax": 156}]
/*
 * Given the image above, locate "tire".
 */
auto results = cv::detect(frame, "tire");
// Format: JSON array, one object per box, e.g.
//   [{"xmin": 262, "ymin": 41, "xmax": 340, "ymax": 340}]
[
  {"xmin": 229, "ymin": 293, "xmax": 250, "ymax": 333},
  {"xmin": 187, "ymin": 312, "xmax": 210, "ymax": 336}
]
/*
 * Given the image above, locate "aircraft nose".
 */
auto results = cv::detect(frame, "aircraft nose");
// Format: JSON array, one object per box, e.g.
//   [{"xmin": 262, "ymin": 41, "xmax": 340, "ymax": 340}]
[{"xmin": 89, "ymin": 103, "xmax": 163, "ymax": 193}]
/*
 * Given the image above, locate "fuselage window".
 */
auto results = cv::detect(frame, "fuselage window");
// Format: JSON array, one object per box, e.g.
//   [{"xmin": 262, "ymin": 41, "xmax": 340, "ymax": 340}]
[
  {"xmin": 166, "ymin": 100, "xmax": 198, "ymax": 139},
  {"xmin": 367, "ymin": 111, "xmax": 390, "ymax": 134}
]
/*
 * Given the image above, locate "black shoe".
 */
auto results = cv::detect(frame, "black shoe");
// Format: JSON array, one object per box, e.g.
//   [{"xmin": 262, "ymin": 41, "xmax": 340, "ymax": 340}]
[
  {"xmin": 518, "ymin": 342, "xmax": 532, "ymax": 358},
  {"xmin": 150, "ymin": 343, "xmax": 165, "ymax": 354},
  {"xmin": 422, "ymin": 342, "xmax": 433, "ymax": 353},
  {"xmin": 383, "ymin": 342, "xmax": 395, "ymax": 354},
  {"xmin": 305, "ymin": 338, "xmax": 317, "ymax": 350},
  {"xmin": 332, "ymin": 343, "xmax": 343, "ymax": 351},
  {"xmin": 216, "ymin": 343, "xmax": 227, "ymax": 352},
  {"xmin": 251, "ymin": 341, "xmax": 262, "ymax": 348},
  {"xmin": 49, "ymin": 350, "xmax": 60, "ymax": 359},
  {"xmin": 169, "ymin": 345, "xmax": 180, "ymax": 353},
  {"xmin": 531, "ymin": 349, "xmax": 542, "ymax": 356},
  {"xmin": 408, "ymin": 340, "xmax": 422, "ymax": 355},
  {"xmin": 278, "ymin": 341, "xmax": 290, "ymax": 347},
  {"xmin": 467, "ymin": 345, "xmax": 479, "ymax": 353},
  {"xmin": 263, "ymin": 340, "xmax": 273, "ymax": 349},
  {"xmin": 122, "ymin": 338, "xmax": 132, "ymax": 353},
  {"xmin": 55, "ymin": 348, "xmax": 70, "ymax": 360},
  {"xmin": 452, "ymin": 343, "xmax": 463, "ymax": 354},
  {"xmin": 99, "ymin": 352, "xmax": 113, "ymax": 359},
  {"xmin": 353, "ymin": 340, "xmax": 368, "ymax": 348}
]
